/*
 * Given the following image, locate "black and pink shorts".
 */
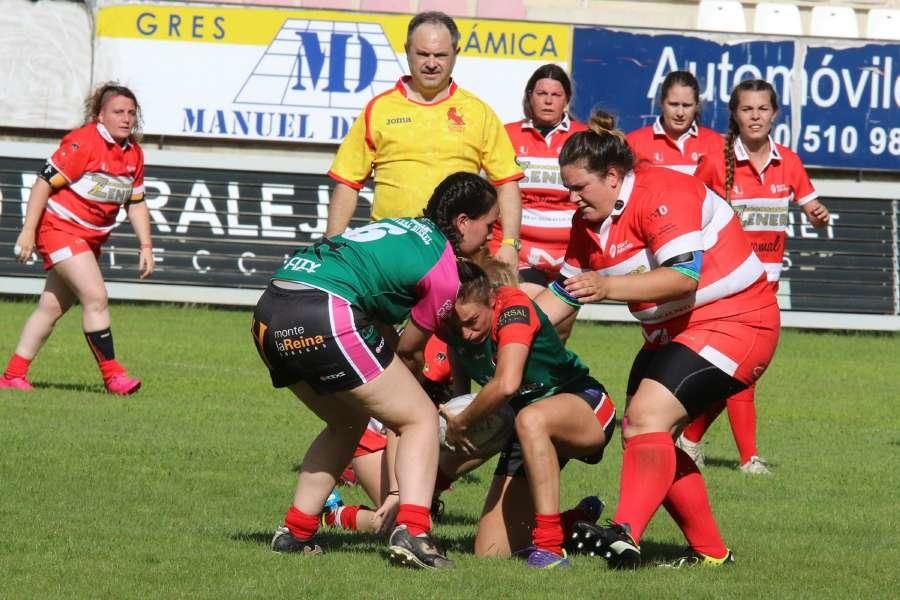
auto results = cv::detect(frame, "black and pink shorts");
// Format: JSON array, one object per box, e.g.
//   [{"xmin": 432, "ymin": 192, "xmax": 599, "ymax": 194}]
[{"xmin": 251, "ymin": 281, "xmax": 394, "ymax": 393}]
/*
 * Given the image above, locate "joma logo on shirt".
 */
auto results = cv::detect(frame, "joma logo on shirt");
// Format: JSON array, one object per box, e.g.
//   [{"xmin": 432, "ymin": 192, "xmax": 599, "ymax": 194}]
[{"xmin": 386, "ymin": 116, "xmax": 412, "ymax": 125}]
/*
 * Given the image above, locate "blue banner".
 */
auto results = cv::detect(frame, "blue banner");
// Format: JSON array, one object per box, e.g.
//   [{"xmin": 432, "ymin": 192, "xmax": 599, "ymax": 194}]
[{"xmin": 571, "ymin": 27, "xmax": 900, "ymax": 171}]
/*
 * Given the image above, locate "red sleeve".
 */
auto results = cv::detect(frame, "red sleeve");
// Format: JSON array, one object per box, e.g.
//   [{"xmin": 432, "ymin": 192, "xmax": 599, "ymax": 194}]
[
  {"xmin": 493, "ymin": 288, "xmax": 540, "ymax": 349},
  {"xmin": 422, "ymin": 335, "xmax": 451, "ymax": 384},
  {"xmin": 48, "ymin": 129, "xmax": 93, "ymax": 184},
  {"xmin": 693, "ymin": 153, "xmax": 725, "ymax": 197},
  {"xmin": 131, "ymin": 144, "xmax": 145, "ymax": 201},
  {"xmin": 787, "ymin": 152, "xmax": 817, "ymax": 205},
  {"xmin": 559, "ymin": 214, "xmax": 595, "ymax": 277}
]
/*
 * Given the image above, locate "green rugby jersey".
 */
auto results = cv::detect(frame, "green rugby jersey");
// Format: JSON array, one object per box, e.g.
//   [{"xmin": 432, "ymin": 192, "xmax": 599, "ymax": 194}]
[
  {"xmin": 272, "ymin": 218, "xmax": 459, "ymax": 331},
  {"xmin": 447, "ymin": 287, "xmax": 591, "ymax": 411}
]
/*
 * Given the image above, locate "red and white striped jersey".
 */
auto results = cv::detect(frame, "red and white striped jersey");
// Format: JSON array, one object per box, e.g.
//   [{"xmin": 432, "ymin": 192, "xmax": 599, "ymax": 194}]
[
  {"xmin": 44, "ymin": 123, "xmax": 144, "ymax": 233},
  {"xmin": 488, "ymin": 114, "xmax": 586, "ymax": 276},
  {"xmin": 695, "ymin": 136, "xmax": 817, "ymax": 282},
  {"xmin": 561, "ymin": 165, "xmax": 769, "ymax": 330},
  {"xmin": 626, "ymin": 118, "xmax": 724, "ymax": 175}
]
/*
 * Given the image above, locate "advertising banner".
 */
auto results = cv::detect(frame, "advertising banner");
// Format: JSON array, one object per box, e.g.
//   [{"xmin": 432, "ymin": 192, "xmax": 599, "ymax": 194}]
[
  {"xmin": 1, "ymin": 158, "xmax": 896, "ymax": 315},
  {"xmin": 571, "ymin": 27, "xmax": 900, "ymax": 170},
  {"xmin": 93, "ymin": 5, "xmax": 571, "ymax": 144}
]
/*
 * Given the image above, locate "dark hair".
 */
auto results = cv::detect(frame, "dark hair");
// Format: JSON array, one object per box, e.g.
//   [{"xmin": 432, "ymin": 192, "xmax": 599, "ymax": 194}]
[
  {"xmin": 406, "ymin": 11, "xmax": 460, "ymax": 49},
  {"xmin": 523, "ymin": 63, "xmax": 573, "ymax": 123},
  {"xmin": 724, "ymin": 79, "xmax": 779, "ymax": 201},
  {"xmin": 423, "ymin": 172, "xmax": 497, "ymax": 256},
  {"xmin": 559, "ymin": 109, "xmax": 634, "ymax": 176},
  {"xmin": 84, "ymin": 81, "xmax": 143, "ymax": 142},
  {"xmin": 660, "ymin": 70, "xmax": 701, "ymax": 109},
  {"xmin": 456, "ymin": 260, "xmax": 492, "ymax": 306}
]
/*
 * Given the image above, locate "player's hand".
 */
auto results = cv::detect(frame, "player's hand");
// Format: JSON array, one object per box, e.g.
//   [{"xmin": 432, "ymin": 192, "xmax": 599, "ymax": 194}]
[
  {"xmin": 372, "ymin": 493, "xmax": 400, "ymax": 536},
  {"xmin": 493, "ymin": 243, "xmax": 519, "ymax": 269},
  {"xmin": 138, "ymin": 245, "xmax": 154, "ymax": 279},
  {"xmin": 439, "ymin": 405, "xmax": 477, "ymax": 454},
  {"xmin": 13, "ymin": 230, "xmax": 35, "ymax": 263},
  {"xmin": 806, "ymin": 201, "xmax": 830, "ymax": 228},
  {"xmin": 564, "ymin": 271, "xmax": 610, "ymax": 304}
]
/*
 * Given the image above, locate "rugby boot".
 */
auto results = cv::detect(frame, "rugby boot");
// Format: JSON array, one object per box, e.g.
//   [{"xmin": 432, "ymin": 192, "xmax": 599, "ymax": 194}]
[
  {"xmin": 0, "ymin": 375, "xmax": 34, "ymax": 391},
  {"xmin": 386, "ymin": 524, "xmax": 454, "ymax": 570},
  {"xmin": 659, "ymin": 549, "xmax": 735, "ymax": 568},
  {"xmin": 739, "ymin": 456, "xmax": 771, "ymax": 475},
  {"xmin": 676, "ymin": 434, "xmax": 705, "ymax": 468},
  {"xmin": 569, "ymin": 520, "xmax": 641, "ymax": 569},
  {"xmin": 105, "ymin": 372, "xmax": 141, "ymax": 395},
  {"xmin": 270, "ymin": 526, "xmax": 324, "ymax": 555},
  {"xmin": 525, "ymin": 548, "xmax": 571, "ymax": 569}
]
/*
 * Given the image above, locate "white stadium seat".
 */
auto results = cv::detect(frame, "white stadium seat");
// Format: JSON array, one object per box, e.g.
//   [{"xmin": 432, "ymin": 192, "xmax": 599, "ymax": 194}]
[
  {"xmin": 866, "ymin": 8, "xmax": 900, "ymax": 41},
  {"xmin": 753, "ymin": 2, "xmax": 803, "ymax": 36},
  {"xmin": 697, "ymin": 0, "xmax": 747, "ymax": 33},
  {"xmin": 809, "ymin": 5, "xmax": 859, "ymax": 39}
]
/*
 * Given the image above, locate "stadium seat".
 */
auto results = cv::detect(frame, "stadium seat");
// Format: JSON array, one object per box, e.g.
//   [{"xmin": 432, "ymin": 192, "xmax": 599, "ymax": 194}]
[
  {"xmin": 865, "ymin": 8, "xmax": 900, "ymax": 40},
  {"xmin": 302, "ymin": 0, "xmax": 356, "ymax": 9},
  {"xmin": 696, "ymin": 0, "xmax": 747, "ymax": 33},
  {"xmin": 419, "ymin": 0, "xmax": 472, "ymax": 17},
  {"xmin": 360, "ymin": 0, "xmax": 413, "ymax": 12},
  {"xmin": 476, "ymin": 0, "xmax": 527, "ymax": 19},
  {"xmin": 753, "ymin": 2, "xmax": 803, "ymax": 36},
  {"xmin": 809, "ymin": 5, "xmax": 859, "ymax": 38}
]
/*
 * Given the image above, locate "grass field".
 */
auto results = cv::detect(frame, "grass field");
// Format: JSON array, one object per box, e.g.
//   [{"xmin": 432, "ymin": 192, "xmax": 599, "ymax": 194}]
[{"xmin": 1, "ymin": 297, "xmax": 898, "ymax": 599}]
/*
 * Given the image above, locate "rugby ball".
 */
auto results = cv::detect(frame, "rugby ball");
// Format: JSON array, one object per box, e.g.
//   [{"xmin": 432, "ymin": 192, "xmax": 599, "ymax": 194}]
[{"xmin": 438, "ymin": 393, "xmax": 515, "ymax": 457}]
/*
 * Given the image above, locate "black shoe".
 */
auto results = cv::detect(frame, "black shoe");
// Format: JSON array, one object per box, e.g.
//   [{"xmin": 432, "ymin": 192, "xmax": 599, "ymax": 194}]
[
  {"xmin": 271, "ymin": 526, "xmax": 324, "ymax": 555},
  {"xmin": 386, "ymin": 525, "xmax": 454, "ymax": 570},
  {"xmin": 569, "ymin": 520, "xmax": 641, "ymax": 569},
  {"xmin": 430, "ymin": 498, "xmax": 445, "ymax": 523}
]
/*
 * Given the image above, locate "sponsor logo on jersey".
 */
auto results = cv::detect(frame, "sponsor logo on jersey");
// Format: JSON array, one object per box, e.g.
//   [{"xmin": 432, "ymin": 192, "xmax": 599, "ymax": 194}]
[
  {"xmin": 497, "ymin": 305, "xmax": 530, "ymax": 328},
  {"xmin": 283, "ymin": 256, "xmax": 321, "ymax": 273},
  {"xmin": 276, "ymin": 334, "xmax": 326, "ymax": 353},
  {"xmin": 386, "ymin": 116, "xmax": 412, "ymax": 125},
  {"xmin": 608, "ymin": 240, "xmax": 633, "ymax": 258}
]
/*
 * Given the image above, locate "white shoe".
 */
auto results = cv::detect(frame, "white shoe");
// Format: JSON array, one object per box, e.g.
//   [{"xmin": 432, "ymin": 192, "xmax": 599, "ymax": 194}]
[
  {"xmin": 739, "ymin": 456, "xmax": 771, "ymax": 475},
  {"xmin": 675, "ymin": 434, "xmax": 705, "ymax": 468}
]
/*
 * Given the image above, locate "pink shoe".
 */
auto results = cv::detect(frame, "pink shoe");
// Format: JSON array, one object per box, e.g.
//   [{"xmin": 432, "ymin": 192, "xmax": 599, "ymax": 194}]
[
  {"xmin": 105, "ymin": 373, "xmax": 141, "ymax": 395},
  {"xmin": 0, "ymin": 375, "xmax": 34, "ymax": 391}
]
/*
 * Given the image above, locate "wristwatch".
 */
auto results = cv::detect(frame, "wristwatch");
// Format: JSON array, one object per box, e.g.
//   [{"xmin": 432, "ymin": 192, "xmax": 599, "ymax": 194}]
[{"xmin": 501, "ymin": 238, "xmax": 521, "ymax": 251}]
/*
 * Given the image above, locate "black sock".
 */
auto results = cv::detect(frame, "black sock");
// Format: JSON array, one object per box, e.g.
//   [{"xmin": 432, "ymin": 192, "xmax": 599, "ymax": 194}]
[{"xmin": 84, "ymin": 328, "xmax": 116, "ymax": 363}]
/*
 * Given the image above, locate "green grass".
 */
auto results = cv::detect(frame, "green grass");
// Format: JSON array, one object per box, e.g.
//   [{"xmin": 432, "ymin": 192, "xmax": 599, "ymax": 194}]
[{"xmin": 0, "ymin": 298, "xmax": 898, "ymax": 599}]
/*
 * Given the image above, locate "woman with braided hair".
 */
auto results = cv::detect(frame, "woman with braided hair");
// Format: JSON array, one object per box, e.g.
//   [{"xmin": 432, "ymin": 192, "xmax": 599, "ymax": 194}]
[
  {"xmin": 677, "ymin": 80, "xmax": 830, "ymax": 475},
  {"xmin": 251, "ymin": 172, "xmax": 499, "ymax": 570},
  {"xmin": 534, "ymin": 109, "xmax": 779, "ymax": 568}
]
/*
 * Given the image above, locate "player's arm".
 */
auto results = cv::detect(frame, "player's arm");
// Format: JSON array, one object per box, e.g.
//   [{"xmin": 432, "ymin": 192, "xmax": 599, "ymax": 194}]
[
  {"xmin": 396, "ymin": 319, "xmax": 430, "ymax": 375},
  {"xmin": 535, "ymin": 282, "xmax": 579, "ymax": 326},
  {"xmin": 801, "ymin": 199, "xmax": 829, "ymax": 228},
  {"xmin": 14, "ymin": 177, "xmax": 53, "ymax": 263},
  {"xmin": 126, "ymin": 200, "xmax": 154, "ymax": 279},
  {"xmin": 494, "ymin": 180, "xmax": 522, "ymax": 267},
  {"xmin": 325, "ymin": 182, "xmax": 361, "ymax": 237},
  {"xmin": 563, "ymin": 261, "xmax": 699, "ymax": 304}
]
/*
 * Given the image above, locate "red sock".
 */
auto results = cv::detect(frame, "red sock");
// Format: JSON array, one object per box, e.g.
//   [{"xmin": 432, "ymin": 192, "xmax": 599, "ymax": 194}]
[
  {"xmin": 533, "ymin": 513, "xmax": 564, "ymax": 555},
  {"xmin": 396, "ymin": 504, "xmax": 431, "ymax": 536},
  {"xmin": 324, "ymin": 505, "xmax": 368, "ymax": 530},
  {"xmin": 99, "ymin": 359, "xmax": 126, "ymax": 381},
  {"xmin": 4, "ymin": 354, "xmax": 31, "ymax": 379},
  {"xmin": 284, "ymin": 505, "xmax": 319, "ymax": 540},
  {"xmin": 727, "ymin": 386, "xmax": 758, "ymax": 464},
  {"xmin": 434, "ymin": 469, "xmax": 454, "ymax": 494},
  {"xmin": 611, "ymin": 432, "xmax": 677, "ymax": 542},
  {"xmin": 662, "ymin": 448, "xmax": 728, "ymax": 558},
  {"xmin": 682, "ymin": 399, "xmax": 727, "ymax": 443}
]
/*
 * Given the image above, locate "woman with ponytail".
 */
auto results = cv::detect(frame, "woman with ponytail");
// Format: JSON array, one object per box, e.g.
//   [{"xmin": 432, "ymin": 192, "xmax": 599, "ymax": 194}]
[
  {"xmin": 535, "ymin": 110, "xmax": 779, "ymax": 569},
  {"xmin": 251, "ymin": 172, "xmax": 498, "ymax": 570},
  {"xmin": 677, "ymin": 80, "xmax": 830, "ymax": 475},
  {"xmin": 626, "ymin": 70, "xmax": 724, "ymax": 175}
]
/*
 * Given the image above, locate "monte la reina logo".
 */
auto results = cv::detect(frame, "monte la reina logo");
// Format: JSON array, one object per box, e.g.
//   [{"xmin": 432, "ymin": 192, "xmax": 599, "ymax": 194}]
[{"xmin": 94, "ymin": 5, "xmax": 571, "ymax": 144}]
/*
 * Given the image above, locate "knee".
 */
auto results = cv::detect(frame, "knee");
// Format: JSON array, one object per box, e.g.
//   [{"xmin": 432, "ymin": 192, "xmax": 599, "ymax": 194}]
[
  {"xmin": 80, "ymin": 287, "xmax": 109, "ymax": 314},
  {"xmin": 514, "ymin": 407, "xmax": 547, "ymax": 443}
]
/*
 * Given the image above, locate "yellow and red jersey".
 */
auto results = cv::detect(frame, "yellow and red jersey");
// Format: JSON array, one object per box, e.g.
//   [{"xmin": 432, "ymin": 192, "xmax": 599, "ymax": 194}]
[
  {"xmin": 42, "ymin": 122, "xmax": 144, "ymax": 234},
  {"xmin": 695, "ymin": 136, "xmax": 817, "ymax": 283},
  {"xmin": 561, "ymin": 165, "xmax": 771, "ymax": 332},
  {"xmin": 488, "ymin": 114, "xmax": 586, "ymax": 276},
  {"xmin": 626, "ymin": 118, "xmax": 724, "ymax": 175},
  {"xmin": 328, "ymin": 77, "xmax": 523, "ymax": 221}
]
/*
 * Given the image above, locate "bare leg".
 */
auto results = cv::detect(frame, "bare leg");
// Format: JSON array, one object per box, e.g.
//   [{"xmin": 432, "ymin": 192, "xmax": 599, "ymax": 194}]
[
  {"xmin": 51, "ymin": 252, "xmax": 111, "ymax": 333},
  {"xmin": 12, "ymin": 269, "xmax": 76, "ymax": 359},
  {"xmin": 474, "ymin": 475, "xmax": 535, "ymax": 557}
]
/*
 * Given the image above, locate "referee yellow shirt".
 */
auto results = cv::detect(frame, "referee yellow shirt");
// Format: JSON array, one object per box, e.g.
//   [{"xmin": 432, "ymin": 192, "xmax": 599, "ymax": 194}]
[{"xmin": 328, "ymin": 77, "xmax": 524, "ymax": 221}]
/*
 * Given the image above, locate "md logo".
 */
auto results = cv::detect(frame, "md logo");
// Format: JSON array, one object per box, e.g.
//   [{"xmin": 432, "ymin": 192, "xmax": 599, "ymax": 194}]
[{"xmin": 235, "ymin": 19, "xmax": 405, "ymax": 110}]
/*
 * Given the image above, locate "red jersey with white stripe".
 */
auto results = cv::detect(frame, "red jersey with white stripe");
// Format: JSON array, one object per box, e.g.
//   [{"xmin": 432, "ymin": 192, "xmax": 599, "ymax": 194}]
[
  {"xmin": 695, "ymin": 136, "xmax": 816, "ymax": 282},
  {"xmin": 561, "ymin": 165, "xmax": 771, "ymax": 337},
  {"xmin": 626, "ymin": 118, "xmax": 724, "ymax": 175},
  {"xmin": 488, "ymin": 114, "xmax": 586, "ymax": 276},
  {"xmin": 44, "ymin": 123, "xmax": 145, "ymax": 234}
]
